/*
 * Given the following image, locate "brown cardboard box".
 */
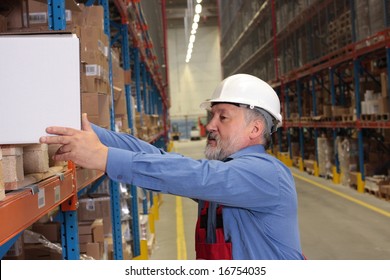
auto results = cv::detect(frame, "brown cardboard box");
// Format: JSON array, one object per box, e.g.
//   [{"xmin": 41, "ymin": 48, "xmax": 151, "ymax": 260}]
[
  {"xmin": 24, "ymin": 244, "xmax": 51, "ymax": 260},
  {"xmin": 7, "ymin": 0, "xmax": 82, "ymax": 32},
  {"xmin": 114, "ymin": 90, "xmax": 127, "ymax": 116},
  {"xmin": 81, "ymin": 75, "xmax": 109, "ymax": 94},
  {"xmin": 378, "ymin": 97, "xmax": 389, "ymax": 114},
  {"xmin": 78, "ymin": 194, "xmax": 112, "ymax": 236},
  {"xmin": 23, "ymin": 144, "xmax": 49, "ymax": 174},
  {"xmin": 80, "ymin": 242, "xmax": 103, "ymax": 259},
  {"xmin": 1, "ymin": 145, "xmax": 24, "ymax": 185},
  {"xmin": 32, "ymin": 222, "xmax": 61, "ymax": 243},
  {"xmin": 323, "ymin": 105, "xmax": 332, "ymax": 117},
  {"xmin": 332, "ymin": 106, "xmax": 350, "ymax": 117},
  {"xmin": 381, "ymin": 72, "xmax": 388, "ymax": 98},
  {"xmin": 81, "ymin": 92, "xmax": 110, "ymax": 128},
  {"xmin": 82, "ymin": 5, "xmax": 105, "ymax": 29},
  {"xmin": 79, "ymin": 219, "xmax": 104, "ymax": 243},
  {"xmin": 79, "ymin": 234, "xmax": 93, "ymax": 244},
  {"xmin": 80, "ymin": 26, "xmax": 107, "ymax": 54}
]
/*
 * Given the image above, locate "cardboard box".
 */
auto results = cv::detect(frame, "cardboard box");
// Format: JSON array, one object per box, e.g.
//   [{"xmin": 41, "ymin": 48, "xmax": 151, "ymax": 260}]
[
  {"xmin": 78, "ymin": 194, "xmax": 112, "ymax": 236},
  {"xmin": 6, "ymin": 0, "xmax": 82, "ymax": 32},
  {"xmin": 81, "ymin": 92, "xmax": 110, "ymax": 128},
  {"xmin": 0, "ymin": 33, "xmax": 81, "ymax": 144},
  {"xmin": 23, "ymin": 144, "xmax": 49, "ymax": 174},
  {"xmin": 81, "ymin": 242, "xmax": 102, "ymax": 260},
  {"xmin": 80, "ymin": 26, "xmax": 107, "ymax": 53},
  {"xmin": 32, "ymin": 222, "xmax": 61, "ymax": 243},
  {"xmin": 1, "ymin": 146, "xmax": 24, "ymax": 184},
  {"xmin": 82, "ymin": 5, "xmax": 105, "ymax": 30},
  {"xmin": 79, "ymin": 234, "xmax": 93, "ymax": 244},
  {"xmin": 381, "ymin": 72, "xmax": 388, "ymax": 98},
  {"xmin": 114, "ymin": 89, "xmax": 127, "ymax": 116},
  {"xmin": 78, "ymin": 219, "xmax": 104, "ymax": 243}
]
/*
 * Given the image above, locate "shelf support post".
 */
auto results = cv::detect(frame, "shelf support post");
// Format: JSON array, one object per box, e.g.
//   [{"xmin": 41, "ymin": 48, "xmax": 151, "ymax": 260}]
[
  {"xmin": 47, "ymin": 0, "xmax": 66, "ymax": 31},
  {"xmin": 99, "ymin": 0, "xmax": 124, "ymax": 259},
  {"xmin": 311, "ymin": 75, "xmax": 319, "ymax": 176},
  {"xmin": 297, "ymin": 79, "xmax": 304, "ymax": 171},
  {"xmin": 387, "ymin": 46, "xmax": 390, "ymax": 115},
  {"xmin": 329, "ymin": 67, "xmax": 340, "ymax": 182},
  {"xmin": 353, "ymin": 58, "xmax": 365, "ymax": 191},
  {"xmin": 121, "ymin": 24, "xmax": 134, "ymax": 134}
]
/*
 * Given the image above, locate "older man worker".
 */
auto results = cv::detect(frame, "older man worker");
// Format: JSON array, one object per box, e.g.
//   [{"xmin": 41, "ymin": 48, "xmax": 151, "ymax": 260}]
[{"xmin": 40, "ymin": 74, "xmax": 304, "ymax": 260}]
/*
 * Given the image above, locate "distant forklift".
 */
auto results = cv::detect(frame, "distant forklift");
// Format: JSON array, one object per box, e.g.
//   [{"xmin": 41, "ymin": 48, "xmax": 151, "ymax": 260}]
[{"xmin": 171, "ymin": 123, "xmax": 181, "ymax": 140}]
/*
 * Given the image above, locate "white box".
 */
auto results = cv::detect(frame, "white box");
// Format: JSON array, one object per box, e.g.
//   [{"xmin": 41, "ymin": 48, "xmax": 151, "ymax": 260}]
[{"xmin": 0, "ymin": 33, "xmax": 81, "ymax": 144}]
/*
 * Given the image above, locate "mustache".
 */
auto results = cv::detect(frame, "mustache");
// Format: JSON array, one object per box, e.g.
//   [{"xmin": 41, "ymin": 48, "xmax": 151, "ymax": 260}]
[{"xmin": 207, "ymin": 132, "xmax": 217, "ymax": 141}]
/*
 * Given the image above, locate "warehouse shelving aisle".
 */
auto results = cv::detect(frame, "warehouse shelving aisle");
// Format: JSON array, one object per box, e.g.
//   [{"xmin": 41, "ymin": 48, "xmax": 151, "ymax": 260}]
[
  {"xmin": 218, "ymin": 0, "xmax": 390, "ymax": 203},
  {"xmin": 0, "ymin": 0, "xmax": 169, "ymax": 260}
]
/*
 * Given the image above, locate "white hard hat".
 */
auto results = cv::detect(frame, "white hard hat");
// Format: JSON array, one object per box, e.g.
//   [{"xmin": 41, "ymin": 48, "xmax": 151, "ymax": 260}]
[{"xmin": 200, "ymin": 74, "xmax": 282, "ymax": 133}]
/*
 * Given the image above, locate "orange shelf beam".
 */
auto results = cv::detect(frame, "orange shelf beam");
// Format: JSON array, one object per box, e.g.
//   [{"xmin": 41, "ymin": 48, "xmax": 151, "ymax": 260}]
[{"xmin": 0, "ymin": 170, "xmax": 74, "ymax": 246}]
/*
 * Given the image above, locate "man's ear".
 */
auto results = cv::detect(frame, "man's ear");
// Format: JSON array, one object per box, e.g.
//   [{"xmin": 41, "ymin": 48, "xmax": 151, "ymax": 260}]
[{"xmin": 249, "ymin": 119, "xmax": 263, "ymax": 140}]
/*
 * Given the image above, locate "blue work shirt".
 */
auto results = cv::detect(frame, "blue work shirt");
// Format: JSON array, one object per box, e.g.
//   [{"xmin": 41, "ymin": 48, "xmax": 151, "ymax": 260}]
[{"xmin": 93, "ymin": 124, "xmax": 304, "ymax": 260}]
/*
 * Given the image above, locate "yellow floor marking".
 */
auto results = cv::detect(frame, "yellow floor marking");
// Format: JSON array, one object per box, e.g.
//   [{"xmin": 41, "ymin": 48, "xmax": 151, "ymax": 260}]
[
  {"xmin": 293, "ymin": 172, "xmax": 390, "ymax": 218},
  {"xmin": 176, "ymin": 196, "xmax": 187, "ymax": 259}
]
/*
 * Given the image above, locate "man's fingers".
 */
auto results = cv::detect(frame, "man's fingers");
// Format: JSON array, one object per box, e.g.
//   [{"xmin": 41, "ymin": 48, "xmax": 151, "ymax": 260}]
[
  {"xmin": 45, "ymin": 126, "xmax": 75, "ymax": 136},
  {"xmin": 40, "ymin": 135, "xmax": 70, "ymax": 145}
]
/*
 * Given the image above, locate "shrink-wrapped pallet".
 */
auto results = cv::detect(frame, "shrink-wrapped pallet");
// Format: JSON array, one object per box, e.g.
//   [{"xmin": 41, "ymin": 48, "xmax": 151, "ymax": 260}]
[{"xmin": 317, "ymin": 137, "xmax": 333, "ymax": 177}]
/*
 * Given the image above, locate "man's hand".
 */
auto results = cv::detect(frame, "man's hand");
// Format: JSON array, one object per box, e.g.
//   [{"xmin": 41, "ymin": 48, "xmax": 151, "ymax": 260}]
[{"xmin": 40, "ymin": 113, "xmax": 108, "ymax": 171}]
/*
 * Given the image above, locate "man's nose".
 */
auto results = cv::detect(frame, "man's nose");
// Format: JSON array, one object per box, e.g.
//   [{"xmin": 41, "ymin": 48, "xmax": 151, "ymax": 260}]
[{"xmin": 206, "ymin": 117, "xmax": 216, "ymax": 132}]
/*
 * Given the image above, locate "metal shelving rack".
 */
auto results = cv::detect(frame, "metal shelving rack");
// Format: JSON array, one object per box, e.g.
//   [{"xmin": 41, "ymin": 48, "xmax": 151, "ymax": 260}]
[
  {"xmin": 0, "ymin": 0, "xmax": 169, "ymax": 260},
  {"xmin": 219, "ymin": 0, "xmax": 390, "ymax": 193}
]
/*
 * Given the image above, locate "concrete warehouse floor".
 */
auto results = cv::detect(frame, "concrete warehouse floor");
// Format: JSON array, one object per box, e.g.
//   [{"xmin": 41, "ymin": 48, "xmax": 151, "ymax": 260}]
[{"xmin": 150, "ymin": 139, "xmax": 390, "ymax": 260}]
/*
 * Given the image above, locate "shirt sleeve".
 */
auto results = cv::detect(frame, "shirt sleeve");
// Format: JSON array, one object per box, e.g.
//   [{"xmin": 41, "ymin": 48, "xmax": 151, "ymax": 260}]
[
  {"xmin": 106, "ymin": 147, "xmax": 283, "ymax": 210},
  {"xmin": 92, "ymin": 123, "xmax": 165, "ymax": 154}
]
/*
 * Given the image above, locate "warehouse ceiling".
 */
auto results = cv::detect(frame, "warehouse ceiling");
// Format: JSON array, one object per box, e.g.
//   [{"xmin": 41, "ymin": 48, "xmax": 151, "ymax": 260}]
[{"xmin": 165, "ymin": 0, "xmax": 218, "ymax": 29}]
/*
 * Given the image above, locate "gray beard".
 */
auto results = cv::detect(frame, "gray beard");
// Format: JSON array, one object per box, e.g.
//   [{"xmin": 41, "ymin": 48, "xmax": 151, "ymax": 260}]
[{"xmin": 204, "ymin": 133, "xmax": 241, "ymax": 160}]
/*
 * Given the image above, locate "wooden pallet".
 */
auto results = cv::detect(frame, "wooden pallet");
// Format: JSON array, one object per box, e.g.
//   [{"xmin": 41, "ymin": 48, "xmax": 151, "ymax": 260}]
[{"xmin": 341, "ymin": 114, "xmax": 354, "ymax": 122}]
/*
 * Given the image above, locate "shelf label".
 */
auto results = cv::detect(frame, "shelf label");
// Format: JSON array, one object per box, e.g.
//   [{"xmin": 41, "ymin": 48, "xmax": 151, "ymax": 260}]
[
  {"xmin": 38, "ymin": 189, "xmax": 45, "ymax": 209},
  {"xmin": 54, "ymin": 186, "xmax": 60, "ymax": 203},
  {"xmin": 86, "ymin": 199, "xmax": 95, "ymax": 211}
]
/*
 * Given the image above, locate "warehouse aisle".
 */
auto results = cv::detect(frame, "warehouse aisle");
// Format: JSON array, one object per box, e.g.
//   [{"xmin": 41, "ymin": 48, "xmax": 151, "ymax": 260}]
[
  {"xmin": 150, "ymin": 139, "xmax": 205, "ymax": 260},
  {"xmin": 150, "ymin": 140, "xmax": 390, "ymax": 260}
]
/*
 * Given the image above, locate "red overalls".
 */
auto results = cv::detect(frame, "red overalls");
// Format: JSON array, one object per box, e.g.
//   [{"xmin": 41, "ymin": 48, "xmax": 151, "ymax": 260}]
[{"xmin": 195, "ymin": 201, "xmax": 232, "ymax": 260}]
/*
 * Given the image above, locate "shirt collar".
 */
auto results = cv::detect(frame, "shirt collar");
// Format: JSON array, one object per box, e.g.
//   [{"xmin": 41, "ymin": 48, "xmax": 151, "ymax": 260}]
[{"xmin": 226, "ymin": 144, "xmax": 266, "ymax": 160}]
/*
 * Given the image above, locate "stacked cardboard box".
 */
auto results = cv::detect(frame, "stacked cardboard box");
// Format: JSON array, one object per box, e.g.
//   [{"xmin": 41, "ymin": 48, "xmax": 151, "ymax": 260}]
[
  {"xmin": 1, "ymin": 146, "xmax": 24, "ymax": 190},
  {"xmin": 79, "ymin": 5, "xmax": 111, "ymax": 128},
  {"xmin": 78, "ymin": 219, "xmax": 105, "ymax": 260},
  {"xmin": 6, "ymin": 0, "xmax": 83, "ymax": 33},
  {"xmin": 23, "ymin": 144, "xmax": 49, "ymax": 174},
  {"xmin": 112, "ymin": 47, "xmax": 130, "ymax": 132},
  {"xmin": 32, "ymin": 222, "xmax": 61, "ymax": 243},
  {"xmin": 78, "ymin": 194, "xmax": 112, "ymax": 237}
]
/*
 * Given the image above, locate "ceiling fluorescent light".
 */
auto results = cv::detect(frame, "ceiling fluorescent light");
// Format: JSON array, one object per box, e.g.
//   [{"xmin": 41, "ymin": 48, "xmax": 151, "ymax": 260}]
[{"xmin": 195, "ymin": 4, "xmax": 202, "ymax": 14}]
